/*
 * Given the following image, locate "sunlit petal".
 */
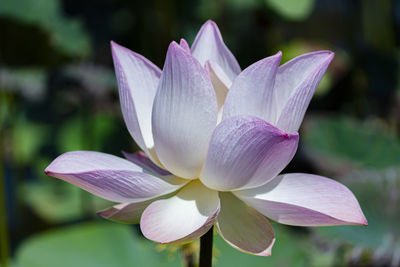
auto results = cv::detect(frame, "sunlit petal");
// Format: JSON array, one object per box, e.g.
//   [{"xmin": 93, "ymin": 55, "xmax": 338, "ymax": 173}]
[
  {"xmin": 235, "ymin": 173, "xmax": 368, "ymax": 226},
  {"xmin": 140, "ymin": 181, "xmax": 220, "ymax": 244},
  {"xmin": 45, "ymin": 151, "xmax": 186, "ymax": 202},
  {"xmin": 152, "ymin": 42, "xmax": 218, "ymax": 179},
  {"xmin": 201, "ymin": 116, "xmax": 298, "ymax": 191},
  {"xmin": 217, "ymin": 192, "xmax": 275, "ymax": 256}
]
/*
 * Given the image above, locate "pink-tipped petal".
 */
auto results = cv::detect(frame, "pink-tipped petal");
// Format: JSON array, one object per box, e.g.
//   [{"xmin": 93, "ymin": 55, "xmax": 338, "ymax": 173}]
[
  {"xmin": 45, "ymin": 151, "xmax": 186, "ymax": 203},
  {"xmin": 179, "ymin": 38, "xmax": 191, "ymax": 54},
  {"xmin": 140, "ymin": 181, "xmax": 220, "ymax": 244},
  {"xmin": 200, "ymin": 116, "xmax": 299, "ymax": 191},
  {"xmin": 275, "ymin": 51, "xmax": 334, "ymax": 133},
  {"xmin": 216, "ymin": 192, "xmax": 275, "ymax": 256},
  {"xmin": 122, "ymin": 151, "xmax": 170, "ymax": 176},
  {"xmin": 205, "ymin": 60, "xmax": 232, "ymax": 109},
  {"xmin": 111, "ymin": 41, "xmax": 161, "ymax": 162},
  {"xmin": 97, "ymin": 193, "xmax": 172, "ymax": 224},
  {"xmin": 191, "ymin": 20, "xmax": 241, "ymax": 80},
  {"xmin": 235, "ymin": 173, "xmax": 367, "ymax": 226},
  {"xmin": 97, "ymin": 201, "xmax": 149, "ymax": 224},
  {"xmin": 152, "ymin": 42, "xmax": 218, "ymax": 179},
  {"xmin": 223, "ymin": 52, "xmax": 282, "ymax": 124}
]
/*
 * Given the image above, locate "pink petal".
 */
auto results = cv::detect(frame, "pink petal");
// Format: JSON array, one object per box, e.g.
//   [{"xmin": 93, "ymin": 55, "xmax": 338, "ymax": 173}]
[
  {"xmin": 235, "ymin": 173, "xmax": 368, "ymax": 226},
  {"xmin": 205, "ymin": 60, "xmax": 232, "ymax": 109},
  {"xmin": 275, "ymin": 51, "xmax": 334, "ymax": 133},
  {"xmin": 111, "ymin": 41, "xmax": 161, "ymax": 162},
  {"xmin": 97, "ymin": 201, "xmax": 150, "ymax": 224},
  {"xmin": 45, "ymin": 151, "xmax": 186, "ymax": 203},
  {"xmin": 152, "ymin": 42, "xmax": 218, "ymax": 179},
  {"xmin": 122, "ymin": 151, "xmax": 170, "ymax": 176},
  {"xmin": 222, "ymin": 52, "xmax": 282, "ymax": 124},
  {"xmin": 200, "ymin": 116, "xmax": 298, "ymax": 191},
  {"xmin": 97, "ymin": 193, "xmax": 171, "ymax": 224},
  {"xmin": 191, "ymin": 20, "xmax": 241, "ymax": 80},
  {"xmin": 179, "ymin": 38, "xmax": 191, "ymax": 54},
  {"xmin": 216, "ymin": 192, "xmax": 275, "ymax": 256},
  {"xmin": 140, "ymin": 181, "xmax": 220, "ymax": 244}
]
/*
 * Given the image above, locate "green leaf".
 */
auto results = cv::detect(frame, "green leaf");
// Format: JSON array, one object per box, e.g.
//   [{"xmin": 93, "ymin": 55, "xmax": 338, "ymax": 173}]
[
  {"xmin": 15, "ymin": 222, "xmax": 181, "ymax": 267},
  {"xmin": 265, "ymin": 0, "xmax": 315, "ymax": 21},
  {"xmin": 303, "ymin": 116, "xmax": 400, "ymax": 170},
  {"xmin": 21, "ymin": 179, "xmax": 111, "ymax": 223},
  {"xmin": 12, "ymin": 117, "xmax": 48, "ymax": 165},
  {"xmin": 56, "ymin": 112, "xmax": 117, "ymax": 152}
]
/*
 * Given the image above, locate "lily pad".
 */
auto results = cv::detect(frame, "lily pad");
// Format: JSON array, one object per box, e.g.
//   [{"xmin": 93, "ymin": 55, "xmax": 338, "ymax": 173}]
[{"xmin": 15, "ymin": 222, "xmax": 181, "ymax": 267}]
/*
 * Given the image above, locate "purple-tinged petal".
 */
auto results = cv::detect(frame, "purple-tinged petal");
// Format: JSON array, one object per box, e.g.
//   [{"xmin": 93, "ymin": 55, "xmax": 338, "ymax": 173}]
[
  {"xmin": 200, "ymin": 116, "xmax": 298, "ymax": 191},
  {"xmin": 216, "ymin": 192, "xmax": 275, "ymax": 256},
  {"xmin": 274, "ymin": 51, "xmax": 334, "ymax": 133},
  {"xmin": 191, "ymin": 20, "xmax": 241, "ymax": 80},
  {"xmin": 97, "ymin": 201, "xmax": 150, "ymax": 224},
  {"xmin": 179, "ymin": 38, "xmax": 191, "ymax": 54},
  {"xmin": 111, "ymin": 41, "xmax": 161, "ymax": 162},
  {"xmin": 223, "ymin": 52, "xmax": 282, "ymax": 124},
  {"xmin": 152, "ymin": 42, "xmax": 218, "ymax": 179},
  {"xmin": 234, "ymin": 173, "xmax": 367, "ymax": 226},
  {"xmin": 140, "ymin": 181, "xmax": 220, "ymax": 244},
  {"xmin": 45, "ymin": 151, "xmax": 187, "ymax": 203},
  {"xmin": 205, "ymin": 60, "xmax": 232, "ymax": 109},
  {"xmin": 97, "ymin": 193, "xmax": 172, "ymax": 224},
  {"xmin": 122, "ymin": 151, "xmax": 170, "ymax": 176}
]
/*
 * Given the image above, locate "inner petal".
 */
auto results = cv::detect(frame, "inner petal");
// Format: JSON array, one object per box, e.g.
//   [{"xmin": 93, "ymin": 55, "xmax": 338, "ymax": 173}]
[{"xmin": 205, "ymin": 60, "xmax": 232, "ymax": 109}]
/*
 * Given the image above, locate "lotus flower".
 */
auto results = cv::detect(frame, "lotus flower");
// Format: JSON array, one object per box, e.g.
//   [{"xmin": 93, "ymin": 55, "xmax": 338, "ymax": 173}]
[{"xmin": 45, "ymin": 20, "xmax": 367, "ymax": 256}]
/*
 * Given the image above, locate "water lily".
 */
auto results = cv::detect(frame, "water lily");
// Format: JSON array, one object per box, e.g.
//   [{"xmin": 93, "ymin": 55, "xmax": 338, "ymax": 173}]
[{"xmin": 45, "ymin": 20, "xmax": 367, "ymax": 256}]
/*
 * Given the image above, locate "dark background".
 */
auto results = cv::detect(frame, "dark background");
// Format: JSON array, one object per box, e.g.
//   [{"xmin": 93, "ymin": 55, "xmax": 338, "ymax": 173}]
[{"xmin": 1, "ymin": 0, "xmax": 400, "ymax": 266}]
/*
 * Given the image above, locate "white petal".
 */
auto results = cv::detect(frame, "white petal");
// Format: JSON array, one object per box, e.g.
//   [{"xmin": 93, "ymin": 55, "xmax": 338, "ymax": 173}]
[
  {"xmin": 97, "ymin": 193, "xmax": 172, "ymax": 224},
  {"xmin": 217, "ymin": 192, "xmax": 275, "ymax": 256},
  {"xmin": 152, "ymin": 42, "xmax": 218, "ymax": 179},
  {"xmin": 235, "ymin": 173, "xmax": 368, "ymax": 226},
  {"xmin": 45, "ymin": 151, "xmax": 186, "ymax": 203},
  {"xmin": 111, "ymin": 41, "xmax": 161, "ymax": 160},
  {"xmin": 191, "ymin": 20, "xmax": 241, "ymax": 80},
  {"xmin": 205, "ymin": 60, "xmax": 232, "ymax": 109},
  {"xmin": 222, "ymin": 52, "xmax": 282, "ymax": 124},
  {"xmin": 274, "ymin": 51, "xmax": 334, "ymax": 132},
  {"xmin": 140, "ymin": 181, "xmax": 220, "ymax": 244},
  {"xmin": 200, "ymin": 116, "xmax": 298, "ymax": 191}
]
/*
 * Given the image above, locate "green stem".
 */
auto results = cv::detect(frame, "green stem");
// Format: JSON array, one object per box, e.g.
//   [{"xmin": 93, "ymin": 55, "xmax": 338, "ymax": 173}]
[
  {"xmin": 0, "ymin": 124, "xmax": 9, "ymax": 267},
  {"xmin": 199, "ymin": 226, "xmax": 213, "ymax": 267}
]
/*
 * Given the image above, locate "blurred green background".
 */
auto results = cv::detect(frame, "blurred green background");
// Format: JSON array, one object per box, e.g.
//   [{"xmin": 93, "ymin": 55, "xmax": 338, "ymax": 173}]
[{"xmin": 1, "ymin": 0, "xmax": 399, "ymax": 266}]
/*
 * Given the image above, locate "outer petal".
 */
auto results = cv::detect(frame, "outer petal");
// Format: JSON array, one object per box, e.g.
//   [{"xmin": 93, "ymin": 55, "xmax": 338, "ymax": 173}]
[
  {"xmin": 200, "ymin": 116, "xmax": 299, "ymax": 191},
  {"xmin": 235, "ymin": 173, "xmax": 368, "ymax": 226},
  {"xmin": 111, "ymin": 41, "xmax": 161, "ymax": 160},
  {"xmin": 122, "ymin": 151, "xmax": 170, "ymax": 176},
  {"xmin": 140, "ymin": 181, "xmax": 220, "ymax": 244},
  {"xmin": 205, "ymin": 60, "xmax": 232, "ymax": 109},
  {"xmin": 275, "ymin": 51, "xmax": 334, "ymax": 133},
  {"xmin": 216, "ymin": 192, "xmax": 275, "ymax": 256},
  {"xmin": 152, "ymin": 42, "xmax": 218, "ymax": 179},
  {"xmin": 97, "ymin": 193, "xmax": 172, "ymax": 224},
  {"xmin": 45, "ymin": 151, "xmax": 186, "ymax": 203},
  {"xmin": 222, "ymin": 52, "xmax": 282, "ymax": 124},
  {"xmin": 97, "ymin": 201, "xmax": 152, "ymax": 224},
  {"xmin": 191, "ymin": 20, "xmax": 241, "ymax": 80}
]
